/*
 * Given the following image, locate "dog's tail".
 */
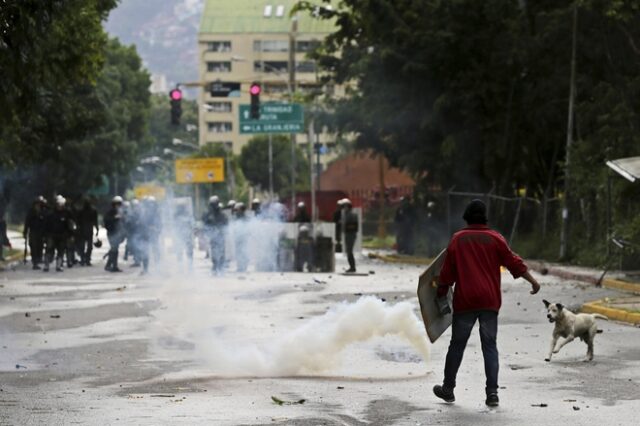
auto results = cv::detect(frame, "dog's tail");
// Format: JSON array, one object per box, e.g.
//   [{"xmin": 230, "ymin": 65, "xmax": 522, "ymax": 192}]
[{"xmin": 593, "ymin": 313, "xmax": 609, "ymax": 321}]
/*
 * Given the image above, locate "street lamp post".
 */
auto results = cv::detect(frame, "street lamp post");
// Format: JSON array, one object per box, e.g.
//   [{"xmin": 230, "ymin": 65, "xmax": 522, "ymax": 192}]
[{"xmin": 171, "ymin": 138, "xmax": 202, "ymax": 214}]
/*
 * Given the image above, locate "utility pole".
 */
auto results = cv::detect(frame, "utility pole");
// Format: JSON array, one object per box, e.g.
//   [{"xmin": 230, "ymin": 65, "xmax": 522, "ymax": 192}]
[
  {"xmin": 308, "ymin": 116, "xmax": 317, "ymax": 222},
  {"xmin": 560, "ymin": 3, "xmax": 578, "ymax": 260},
  {"xmin": 268, "ymin": 134, "xmax": 274, "ymax": 199},
  {"xmin": 315, "ymin": 142, "xmax": 322, "ymax": 191},
  {"xmin": 289, "ymin": 16, "xmax": 298, "ymax": 213},
  {"xmin": 377, "ymin": 155, "xmax": 386, "ymax": 239}
]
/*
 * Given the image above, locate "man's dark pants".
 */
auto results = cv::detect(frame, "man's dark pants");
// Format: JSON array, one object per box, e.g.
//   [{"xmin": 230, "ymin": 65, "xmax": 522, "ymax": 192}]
[
  {"xmin": 29, "ymin": 232, "xmax": 44, "ymax": 266},
  {"xmin": 78, "ymin": 232, "xmax": 93, "ymax": 264},
  {"xmin": 345, "ymin": 233, "xmax": 356, "ymax": 270},
  {"xmin": 443, "ymin": 310, "xmax": 499, "ymax": 395},
  {"xmin": 106, "ymin": 235, "xmax": 122, "ymax": 271}
]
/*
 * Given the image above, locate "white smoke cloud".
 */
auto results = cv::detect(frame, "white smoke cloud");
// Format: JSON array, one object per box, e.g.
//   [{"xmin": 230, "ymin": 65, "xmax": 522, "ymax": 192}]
[{"xmin": 154, "ymin": 294, "xmax": 430, "ymax": 377}]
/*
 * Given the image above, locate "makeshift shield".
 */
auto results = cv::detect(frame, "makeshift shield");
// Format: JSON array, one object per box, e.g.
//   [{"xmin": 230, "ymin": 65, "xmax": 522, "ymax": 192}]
[{"xmin": 417, "ymin": 249, "xmax": 453, "ymax": 343}]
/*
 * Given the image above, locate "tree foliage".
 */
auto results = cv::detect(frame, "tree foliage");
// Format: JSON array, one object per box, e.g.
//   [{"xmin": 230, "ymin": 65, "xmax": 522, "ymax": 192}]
[
  {"xmin": 0, "ymin": 2, "xmax": 153, "ymax": 217},
  {"xmin": 0, "ymin": 0, "xmax": 117, "ymax": 136},
  {"xmin": 240, "ymin": 135, "xmax": 310, "ymax": 196},
  {"xmin": 297, "ymin": 0, "xmax": 640, "ymax": 261},
  {"xmin": 8, "ymin": 38, "xmax": 150, "ymax": 197},
  {"xmin": 148, "ymin": 93, "xmax": 199, "ymax": 154}
]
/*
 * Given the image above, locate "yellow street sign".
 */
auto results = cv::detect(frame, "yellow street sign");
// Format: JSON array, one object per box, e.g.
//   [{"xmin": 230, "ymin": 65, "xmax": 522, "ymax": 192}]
[
  {"xmin": 175, "ymin": 158, "xmax": 225, "ymax": 184},
  {"xmin": 134, "ymin": 185, "xmax": 167, "ymax": 200}
]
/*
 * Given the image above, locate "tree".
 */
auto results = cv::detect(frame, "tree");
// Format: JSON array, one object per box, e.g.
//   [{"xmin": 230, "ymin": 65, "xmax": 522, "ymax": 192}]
[
  {"xmin": 4, "ymin": 37, "xmax": 152, "ymax": 216},
  {"xmin": 0, "ymin": 0, "xmax": 118, "ymax": 150},
  {"xmin": 148, "ymin": 93, "xmax": 199, "ymax": 153},
  {"xmin": 296, "ymin": 0, "xmax": 640, "ymax": 262},
  {"xmin": 240, "ymin": 136, "xmax": 309, "ymax": 196}
]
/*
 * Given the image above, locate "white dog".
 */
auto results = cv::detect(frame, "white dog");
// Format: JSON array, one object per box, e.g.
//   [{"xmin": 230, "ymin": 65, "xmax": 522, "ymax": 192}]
[{"xmin": 543, "ymin": 300, "xmax": 608, "ymax": 362}]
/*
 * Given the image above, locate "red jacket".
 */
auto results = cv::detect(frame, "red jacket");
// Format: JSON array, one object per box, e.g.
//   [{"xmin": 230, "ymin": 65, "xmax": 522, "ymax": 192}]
[{"xmin": 437, "ymin": 224, "xmax": 527, "ymax": 313}]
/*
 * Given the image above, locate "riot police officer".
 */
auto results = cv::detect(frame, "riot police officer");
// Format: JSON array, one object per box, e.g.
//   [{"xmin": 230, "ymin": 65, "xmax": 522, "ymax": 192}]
[
  {"xmin": 343, "ymin": 199, "xmax": 359, "ymax": 273},
  {"xmin": 103, "ymin": 196, "xmax": 125, "ymax": 272},
  {"xmin": 77, "ymin": 198, "xmax": 98, "ymax": 266},
  {"xmin": 44, "ymin": 196, "xmax": 73, "ymax": 272},
  {"xmin": 293, "ymin": 201, "xmax": 311, "ymax": 223},
  {"xmin": 23, "ymin": 196, "xmax": 47, "ymax": 269},
  {"xmin": 173, "ymin": 203, "xmax": 194, "ymax": 270},
  {"xmin": 202, "ymin": 196, "xmax": 228, "ymax": 274},
  {"xmin": 233, "ymin": 202, "xmax": 249, "ymax": 272},
  {"xmin": 332, "ymin": 199, "xmax": 345, "ymax": 252}
]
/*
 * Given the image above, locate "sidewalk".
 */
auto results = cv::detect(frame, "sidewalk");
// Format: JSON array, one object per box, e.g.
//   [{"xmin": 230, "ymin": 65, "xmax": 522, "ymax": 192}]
[
  {"xmin": 370, "ymin": 252, "xmax": 640, "ymax": 325},
  {"xmin": 518, "ymin": 261, "xmax": 640, "ymax": 325},
  {"xmin": 0, "ymin": 230, "xmax": 26, "ymax": 270},
  {"xmin": 528, "ymin": 260, "xmax": 640, "ymax": 294},
  {"xmin": 582, "ymin": 297, "xmax": 640, "ymax": 325},
  {"xmin": 367, "ymin": 251, "xmax": 434, "ymax": 265}
]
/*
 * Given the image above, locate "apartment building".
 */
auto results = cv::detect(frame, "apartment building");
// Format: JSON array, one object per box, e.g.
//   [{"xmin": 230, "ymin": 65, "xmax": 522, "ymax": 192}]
[{"xmin": 198, "ymin": 0, "xmax": 336, "ymax": 154}]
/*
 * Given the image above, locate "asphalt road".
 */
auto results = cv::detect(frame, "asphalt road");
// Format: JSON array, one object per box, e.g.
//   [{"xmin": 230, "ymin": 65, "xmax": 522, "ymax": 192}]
[{"xmin": 0, "ymin": 244, "xmax": 638, "ymax": 425}]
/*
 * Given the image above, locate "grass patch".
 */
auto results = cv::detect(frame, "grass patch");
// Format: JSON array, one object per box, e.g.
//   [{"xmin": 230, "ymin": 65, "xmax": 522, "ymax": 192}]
[
  {"xmin": 362, "ymin": 235, "xmax": 396, "ymax": 250},
  {"xmin": 1, "ymin": 248, "xmax": 21, "ymax": 261}
]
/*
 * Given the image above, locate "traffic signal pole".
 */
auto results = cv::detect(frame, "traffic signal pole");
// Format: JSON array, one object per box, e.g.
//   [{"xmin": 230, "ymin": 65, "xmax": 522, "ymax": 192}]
[
  {"xmin": 268, "ymin": 134, "xmax": 274, "ymax": 199},
  {"xmin": 289, "ymin": 17, "xmax": 298, "ymax": 215}
]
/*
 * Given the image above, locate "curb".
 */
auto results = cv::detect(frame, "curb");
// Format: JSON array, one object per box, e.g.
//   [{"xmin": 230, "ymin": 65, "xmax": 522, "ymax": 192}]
[
  {"xmin": 582, "ymin": 301, "xmax": 640, "ymax": 325},
  {"xmin": 528, "ymin": 261, "xmax": 640, "ymax": 295},
  {"xmin": 599, "ymin": 278, "xmax": 640, "ymax": 295},
  {"xmin": 0, "ymin": 254, "xmax": 23, "ymax": 271},
  {"xmin": 368, "ymin": 252, "xmax": 433, "ymax": 266}
]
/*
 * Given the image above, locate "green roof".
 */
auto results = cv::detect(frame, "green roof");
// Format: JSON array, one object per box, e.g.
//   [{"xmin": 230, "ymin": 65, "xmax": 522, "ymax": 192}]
[{"xmin": 200, "ymin": 0, "xmax": 335, "ymax": 34}]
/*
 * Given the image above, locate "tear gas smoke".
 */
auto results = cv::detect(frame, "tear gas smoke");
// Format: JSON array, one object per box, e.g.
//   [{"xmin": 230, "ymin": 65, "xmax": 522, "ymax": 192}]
[
  {"xmin": 155, "ymin": 294, "xmax": 429, "ymax": 377},
  {"xmin": 123, "ymin": 196, "xmax": 429, "ymax": 377}
]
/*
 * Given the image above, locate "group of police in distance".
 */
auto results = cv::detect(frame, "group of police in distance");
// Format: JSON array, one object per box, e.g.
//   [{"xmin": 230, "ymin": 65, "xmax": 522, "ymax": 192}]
[
  {"xmin": 200, "ymin": 195, "xmax": 359, "ymax": 274},
  {"xmin": 22, "ymin": 194, "xmax": 161, "ymax": 274},
  {"xmin": 22, "ymin": 194, "xmax": 360, "ymax": 275}
]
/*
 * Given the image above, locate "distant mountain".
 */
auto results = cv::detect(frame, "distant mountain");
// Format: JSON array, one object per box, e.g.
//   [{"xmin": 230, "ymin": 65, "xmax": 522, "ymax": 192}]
[{"xmin": 105, "ymin": 0, "xmax": 203, "ymax": 92}]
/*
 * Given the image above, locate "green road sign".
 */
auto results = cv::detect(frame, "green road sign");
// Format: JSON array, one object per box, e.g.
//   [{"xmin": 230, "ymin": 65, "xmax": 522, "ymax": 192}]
[{"xmin": 239, "ymin": 103, "xmax": 304, "ymax": 134}]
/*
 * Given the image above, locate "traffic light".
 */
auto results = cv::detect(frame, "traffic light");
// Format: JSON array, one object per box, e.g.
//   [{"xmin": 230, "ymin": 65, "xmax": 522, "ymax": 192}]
[
  {"xmin": 169, "ymin": 88, "xmax": 182, "ymax": 125},
  {"xmin": 249, "ymin": 82, "xmax": 261, "ymax": 119}
]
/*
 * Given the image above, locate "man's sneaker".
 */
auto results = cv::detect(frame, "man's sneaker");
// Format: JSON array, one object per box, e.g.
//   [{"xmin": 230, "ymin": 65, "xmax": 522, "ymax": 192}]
[
  {"xmin": 433, "ymin": 385, "xmax": 455, "ymax": 403},
  {"xmin": 485, "ymin": 393, "xmax": 499, "ymax": 407}
]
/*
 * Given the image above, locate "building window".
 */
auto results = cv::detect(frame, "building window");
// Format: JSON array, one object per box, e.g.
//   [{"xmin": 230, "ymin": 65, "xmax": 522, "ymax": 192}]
[
  {"xmin": 207, "ymin": 61, "xmax": 232, "ymax": 72},
  {"xmin": 296, "ymin": 61, "xmax": 317, "ymax": 73},
  {"xmin": 254, "ymin": 61, "xmax": 288, "ymax": 73},
  {"xmin": 264, "ymin": 83, "xmax": 289, "ymax": 95},
  {"xmin": 253, "ymin": 40, "xmax": 289, "ymax": 52},
  {"xmin": 207, "ymin": 41, "xmax": 232, "ymax": 52},
  {"xmin": 207, "ymin": 122, "xmax": 233, "ymax": 133},
  {"xmin": 296, "ymin": 40, "xmax": 321, "ymax": 53},
  {"xmin": 205, "ymin": 102, "xmax": 232, "ymax": 113}
]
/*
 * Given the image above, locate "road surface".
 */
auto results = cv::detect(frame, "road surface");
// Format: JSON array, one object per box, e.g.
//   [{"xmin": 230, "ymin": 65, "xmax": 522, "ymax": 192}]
[{"xmin": 0, "ymin": 243, "xmax": 638, "ymax": 425}]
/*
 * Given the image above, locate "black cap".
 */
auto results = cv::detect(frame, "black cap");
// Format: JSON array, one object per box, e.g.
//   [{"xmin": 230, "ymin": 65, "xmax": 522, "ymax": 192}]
[{"xmin": 462, "ymin": 199, "xmax": 487, "ymax": 225}]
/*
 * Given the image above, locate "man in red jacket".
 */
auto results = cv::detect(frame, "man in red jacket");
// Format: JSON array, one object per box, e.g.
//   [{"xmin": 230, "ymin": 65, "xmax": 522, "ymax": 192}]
[{"xmin": 433, "ymin": 199, "xmax": 540, "ymax": 407}]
